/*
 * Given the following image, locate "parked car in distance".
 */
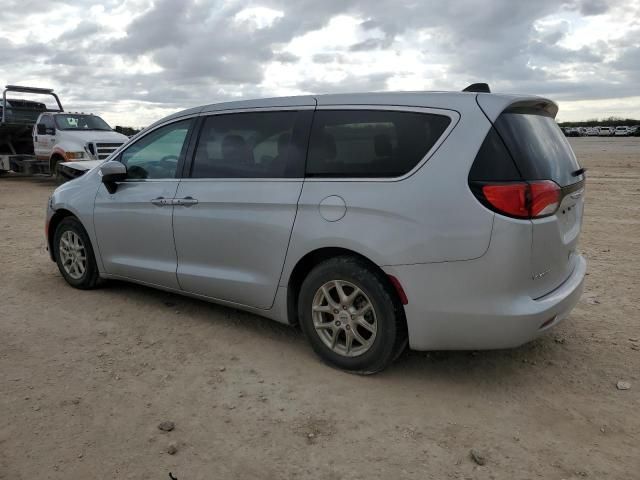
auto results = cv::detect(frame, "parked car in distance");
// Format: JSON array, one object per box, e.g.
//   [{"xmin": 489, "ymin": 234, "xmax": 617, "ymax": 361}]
[
  {"xmin": 614, "ymin": 126, "xmax": 630, "ymax": 136},
  {"xmin": 45, "ymin": 86, "xmax": 587, "ymax": 373},
  {"xmin": 564, "ymin": 127, "xmax": 581, "ymax": 137},
  {"xmin": 586, "ymin": 127, "xmax": 599, "ymax": 136},
  {"xmin": 599, "ymin": 126, "xmax": 615, "ymax": 136}
]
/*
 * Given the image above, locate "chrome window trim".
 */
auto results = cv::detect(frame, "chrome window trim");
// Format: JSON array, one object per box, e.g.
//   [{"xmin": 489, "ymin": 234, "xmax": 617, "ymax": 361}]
[
  {"xmin": 197, "ymin": 105, "xmax": 316, "ymax": 117},
  {"xmin": 119, "ymin": 178, "xmax": 181, "ymax": 183},
  {"xmin": 117, "ymin": 105, "xmax": 459, "ymax": 183},
  {"xmin": 178, "ymin": 178, "xmax": 303, "ymax": 183}
]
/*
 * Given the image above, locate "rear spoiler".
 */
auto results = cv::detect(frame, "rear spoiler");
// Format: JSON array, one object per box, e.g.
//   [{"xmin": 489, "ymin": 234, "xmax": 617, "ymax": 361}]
[{"xmin": 476, "ymin": 95, "xmax": 559, "ymax": 122}]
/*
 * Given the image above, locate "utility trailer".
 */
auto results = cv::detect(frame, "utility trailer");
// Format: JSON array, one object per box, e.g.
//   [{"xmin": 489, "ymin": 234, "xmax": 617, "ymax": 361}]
[{"xmin": 0, "ymin": 85, "xmax": 63, "ymax": 175}]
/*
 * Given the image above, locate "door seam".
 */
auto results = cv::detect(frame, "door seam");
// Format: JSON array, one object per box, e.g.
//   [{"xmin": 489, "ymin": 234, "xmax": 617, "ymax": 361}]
[
  {"xmin": 171, "ymin": 181, "xmax": 183, "ymax": 290},
  {"xmin": 269, "ymin": 100, "xmax": 318, "ymax": 308}
]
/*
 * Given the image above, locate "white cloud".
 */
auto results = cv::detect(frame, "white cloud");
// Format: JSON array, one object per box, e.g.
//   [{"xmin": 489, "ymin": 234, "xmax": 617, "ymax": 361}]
[
  {"xmin": 0, "ymin": 0, "xmax": 638, "ymax": 127},
  {"xmin": 234, "ymin": 6, "xmax": 284, "ymax": 29}
]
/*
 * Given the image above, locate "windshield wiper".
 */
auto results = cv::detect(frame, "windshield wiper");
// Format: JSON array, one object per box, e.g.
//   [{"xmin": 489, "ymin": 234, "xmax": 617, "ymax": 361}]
[{"xmin": 572, "ymin": 167, "xmax": 587, "ymax": 177}]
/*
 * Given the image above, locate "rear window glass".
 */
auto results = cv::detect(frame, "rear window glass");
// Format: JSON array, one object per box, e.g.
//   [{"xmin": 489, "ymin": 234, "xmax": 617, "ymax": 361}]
[
  {"xmin": 306, "ymin": 110, "xmax": 451, "ymax": 177},
  {"xmin": 494, "ymin": 113, "xmax": 581, "ymax": 186}
]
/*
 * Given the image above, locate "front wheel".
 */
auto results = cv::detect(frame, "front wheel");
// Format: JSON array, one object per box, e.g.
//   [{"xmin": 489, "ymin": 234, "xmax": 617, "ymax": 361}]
[
  {"xmin": 51, "ymin": 157, "xmax": 65, "ymax": 184},
  {"xmin": 53, "ymin": 217, "xmax": 100, "ymax": 289},
  {"xmin": 298, "ymin": 257, "xmax": 407, "ymax": 374}
]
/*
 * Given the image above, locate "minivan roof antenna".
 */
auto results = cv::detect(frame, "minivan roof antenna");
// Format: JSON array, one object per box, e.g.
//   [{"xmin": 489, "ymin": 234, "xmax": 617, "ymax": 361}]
[{"xmin": 462, "ymin": 83, "xmax": 491, "ymax": 93}]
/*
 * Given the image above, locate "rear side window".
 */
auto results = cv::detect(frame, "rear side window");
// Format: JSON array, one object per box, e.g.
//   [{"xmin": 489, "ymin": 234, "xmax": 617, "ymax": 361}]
[
  {"xmin": 468, "ymin": 127, "xmax": 521, "ymax": 182},
  {"xmin": 494, "ymin": 112, "xmax": 581, "ymax": 187},
  {"xmin": 306, "ymin": 110, "xmax": 451, "ymax": 178},
  {"xmin": 191, "ymin": 111, "xmax": 311, "ymax": 178}
]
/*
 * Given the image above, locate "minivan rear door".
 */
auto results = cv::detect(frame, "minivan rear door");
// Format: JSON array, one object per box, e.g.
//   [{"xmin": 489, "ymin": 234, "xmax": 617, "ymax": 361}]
[{"xmin": 490, "ymin": 105, "xmax": 585, "ymax": 298}]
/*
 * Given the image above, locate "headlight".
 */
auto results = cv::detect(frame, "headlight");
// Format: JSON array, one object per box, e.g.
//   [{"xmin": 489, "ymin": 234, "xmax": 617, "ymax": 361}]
[{"xmin": 64, "ymin": 151, "xmax": 84, "ymax": 160}]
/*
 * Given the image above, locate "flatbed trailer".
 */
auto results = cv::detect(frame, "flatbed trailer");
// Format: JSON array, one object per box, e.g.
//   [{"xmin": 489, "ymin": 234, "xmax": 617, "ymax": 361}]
[{"xmin": 0, "ymin": 85, "xmax": 63, "ymax": 175}]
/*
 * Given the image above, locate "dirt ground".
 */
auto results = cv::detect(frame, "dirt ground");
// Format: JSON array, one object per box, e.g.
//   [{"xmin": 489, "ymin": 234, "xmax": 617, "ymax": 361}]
[{"xmin": 1, "ymin": 137, "xmax": 638, "ymax": 479}]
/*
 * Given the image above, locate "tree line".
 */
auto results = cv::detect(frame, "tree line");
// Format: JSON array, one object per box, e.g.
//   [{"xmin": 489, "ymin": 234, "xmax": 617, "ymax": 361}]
[{"xmin": 558, "ymin": 116, "xmax": 640, "ymax": 128}]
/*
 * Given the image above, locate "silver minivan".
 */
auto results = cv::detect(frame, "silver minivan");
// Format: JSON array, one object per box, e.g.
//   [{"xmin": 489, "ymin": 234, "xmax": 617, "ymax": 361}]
[{"xmin": 46, "ymin": 86, "xmax": 586, "ymax": 373}]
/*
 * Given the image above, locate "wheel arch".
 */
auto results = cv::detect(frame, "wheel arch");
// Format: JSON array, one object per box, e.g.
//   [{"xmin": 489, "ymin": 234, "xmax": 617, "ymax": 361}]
[
  {"xmin": 285, "ymin": 247, "xmax": 407, "ymax": 326},
  {"xmin": 47, "ymin": 208, "xmax": 77, "ymax": 261},
  {"xmin": 49, "ymin": 150, "xmax": 66, "ymax": 174}
]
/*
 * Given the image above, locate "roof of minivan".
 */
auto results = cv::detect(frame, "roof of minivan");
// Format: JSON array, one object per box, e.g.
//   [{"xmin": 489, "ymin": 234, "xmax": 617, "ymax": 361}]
[{"xmin": 150, "ymin": 91, "xmax": 553, "ymax": 129}]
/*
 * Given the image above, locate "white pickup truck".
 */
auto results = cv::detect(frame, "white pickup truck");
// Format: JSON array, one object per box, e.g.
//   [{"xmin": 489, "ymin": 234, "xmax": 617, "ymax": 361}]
[
  {"xmin": 33, "ymin": 111, "xmax": 128, "ymax": 177},
  {"xmin": 0, "ymin": 85, "xmax": 128, "ymax": 178}
]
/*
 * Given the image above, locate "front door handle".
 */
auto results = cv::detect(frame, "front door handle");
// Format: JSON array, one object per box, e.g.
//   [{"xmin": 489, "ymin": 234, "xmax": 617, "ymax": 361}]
[
  {"xmin": 174, "ymin": 196, "xmax": 198, "ymax": 207},
  {"xmin": 151, "ymin": 196, "xmax": 172, "ymax": 207}
]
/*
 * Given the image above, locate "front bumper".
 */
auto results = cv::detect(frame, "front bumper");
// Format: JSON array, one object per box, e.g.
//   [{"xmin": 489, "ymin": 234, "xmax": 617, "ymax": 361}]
[{"xmin": 385, "ymin": 255, "xmax": 586, "ymax": 351}]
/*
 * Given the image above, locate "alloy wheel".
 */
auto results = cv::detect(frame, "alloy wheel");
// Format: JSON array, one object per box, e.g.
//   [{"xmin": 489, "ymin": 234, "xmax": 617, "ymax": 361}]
[
  {"xmin": 311, "ymin": 280, "xmax": 377, "ymax": 357},
  {"xmin": 59, "ymin": 230, "xmax": 87, "ymax": 280}
]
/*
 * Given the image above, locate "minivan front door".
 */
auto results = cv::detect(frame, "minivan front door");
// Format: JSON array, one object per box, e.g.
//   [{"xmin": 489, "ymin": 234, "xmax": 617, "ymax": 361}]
[
  {"xmin": 172, "ymin": 110, "xmax": 313, "ymax": 309},
  {"xmin": 93, "ymin": 118, "xmax": 194, "ymax": 289}
]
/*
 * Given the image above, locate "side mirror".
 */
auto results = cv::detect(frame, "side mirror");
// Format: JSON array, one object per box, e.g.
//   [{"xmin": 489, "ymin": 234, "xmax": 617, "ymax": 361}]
[
  {"xmin": 99, "ymin": 161, "xmax": 127, "ymax": 193},
  {"xmin": 37, "ymin": 123, "xmax": 46, "ymax": 135}
]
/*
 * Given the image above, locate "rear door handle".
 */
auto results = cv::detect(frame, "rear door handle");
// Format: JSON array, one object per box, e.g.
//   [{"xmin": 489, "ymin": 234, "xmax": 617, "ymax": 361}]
[
  {"xmin": 174, "ymin": 196, "xmax": 198, "ymax": 207},
  {"xmin": 151, "ymin": 197, "xmax": 172, "ymax": 207}
]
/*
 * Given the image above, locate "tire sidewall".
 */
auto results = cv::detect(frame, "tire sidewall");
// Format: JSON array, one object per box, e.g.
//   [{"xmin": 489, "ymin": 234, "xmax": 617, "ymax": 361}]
[
  {"xmin": 298, "ymin": 258, "xmax": 400, "ymax": 373},
  {"xmin": 53, "ymin": 217, "xmax": 98, "ymax": 289}
]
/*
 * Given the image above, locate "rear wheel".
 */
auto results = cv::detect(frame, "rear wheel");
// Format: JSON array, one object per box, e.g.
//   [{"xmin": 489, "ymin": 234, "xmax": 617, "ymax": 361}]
[
  {"xmin": 53, "ymin": 217, "xmax": 100, "ymax": 289},
  {"xmin": 298, "ymin": 256, "xmax": 406, "ymax": 374}
]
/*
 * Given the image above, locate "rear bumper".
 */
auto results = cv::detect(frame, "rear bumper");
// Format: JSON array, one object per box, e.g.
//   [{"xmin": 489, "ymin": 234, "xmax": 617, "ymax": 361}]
[{"xmin": 385, "ymin": 255, "xmax": 586, "ymax": 351}]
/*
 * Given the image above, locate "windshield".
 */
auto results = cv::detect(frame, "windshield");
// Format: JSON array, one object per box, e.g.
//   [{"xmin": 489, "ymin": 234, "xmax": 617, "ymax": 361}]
[{"xmin": 54, "ymin": 114, "xmax": 112, "ymax": 131}]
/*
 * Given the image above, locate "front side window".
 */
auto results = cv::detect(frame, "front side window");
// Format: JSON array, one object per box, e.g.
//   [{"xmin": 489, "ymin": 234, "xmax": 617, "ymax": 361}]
[
  {"xmin": 120, "ymin": 119, "xmax": 192, "ymax": 179},
  {"xmin": 191, "ymin": 111, "xmax": 306, "ymax": 178},
  {"xmin": 41, "ymin": 115, "xmax": 55, "ymax": 130},
  {"xmin": 54, "ymin": 114, "xmax": 112, "ymax": 131},
  {"xmin": 306, "ymin": 110, "xmax": 451, "ymax": 178}
]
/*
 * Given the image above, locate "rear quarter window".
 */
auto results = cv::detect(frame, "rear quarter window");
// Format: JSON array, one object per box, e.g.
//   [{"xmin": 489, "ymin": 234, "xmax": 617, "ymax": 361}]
[{"xmin": 306, "ymin": 110, "xmax": 451, "ymax": 178}]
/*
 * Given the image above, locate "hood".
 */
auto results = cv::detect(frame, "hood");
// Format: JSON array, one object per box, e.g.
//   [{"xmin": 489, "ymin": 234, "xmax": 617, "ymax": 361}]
[
  {"xmin": 59, "ymin": 129, "xmax": 129, "ymax": 144},
  {"xmin": 57, "ymin": 160, "xmax": 103, "ymax": 182},
  {"xmin": 60, "ymin": 159, "xmax": 103, "ymax": 172}
]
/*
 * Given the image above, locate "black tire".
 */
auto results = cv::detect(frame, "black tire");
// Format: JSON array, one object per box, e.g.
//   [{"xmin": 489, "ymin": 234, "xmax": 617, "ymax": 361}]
[
  {"xmin": 53, "ymin": 217, "xmax": 101, "ymax": 289},
  {"xmin": 51, "ymin": 156, "xmax": 64, "ymax": 184},
  {"xmin": 298, "ymin": 256, "xmax": 407, "ymax": 374}
]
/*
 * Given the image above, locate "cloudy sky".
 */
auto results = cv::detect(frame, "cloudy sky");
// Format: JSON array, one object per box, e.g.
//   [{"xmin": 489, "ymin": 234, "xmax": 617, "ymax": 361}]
[{"xmin": 1, "ymin": 0, "xmax": 639, "ymax": 126}]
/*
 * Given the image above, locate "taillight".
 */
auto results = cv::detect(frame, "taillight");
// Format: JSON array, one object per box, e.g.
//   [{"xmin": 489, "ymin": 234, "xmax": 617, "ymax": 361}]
[
  {"xmin": 476, "ymin": 180, "xmax": 560, "ymax": 219},
  {"xmin": 529, "ymin": 181, "xmax": 561, "ymax": 217}
]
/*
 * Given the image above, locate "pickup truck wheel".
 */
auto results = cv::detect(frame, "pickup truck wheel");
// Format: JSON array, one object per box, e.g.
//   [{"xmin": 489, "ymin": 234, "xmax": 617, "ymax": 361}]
[
  {"xmin": 54, "ymin": 217, "xmax": 100, "ymax": 289},
  {"xmin": 50, "ymin": 156, "xmax": 64, "ymax": 183}
]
